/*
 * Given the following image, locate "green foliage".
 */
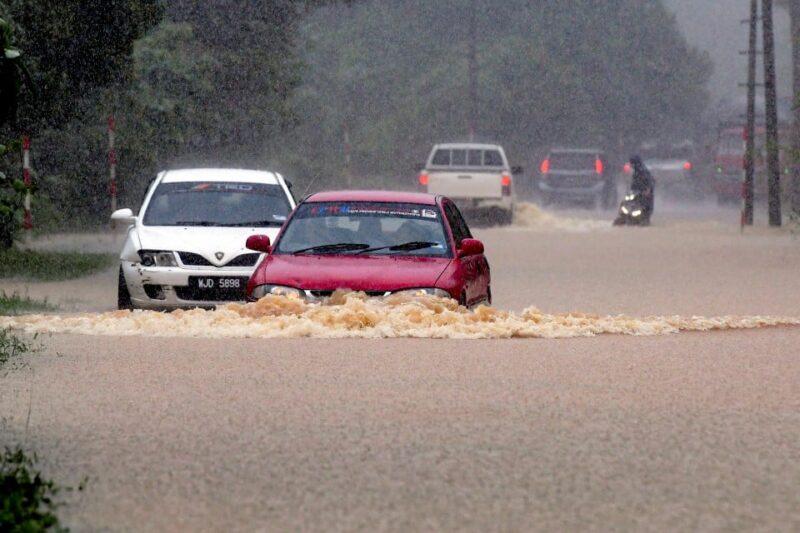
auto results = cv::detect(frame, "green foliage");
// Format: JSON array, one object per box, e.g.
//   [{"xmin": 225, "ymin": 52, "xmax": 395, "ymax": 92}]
[
  {"xmin": 0, "ymin": 292, "xmax": 55, "ymax": 315},
  {"xmin": 0, "ymin": 249, "xmax": 114, "ymax": 281},
  {"xmin": 0, "ymin": 448, "xmax": 66, "ymax": 532},
  {"xmin": 0, "ymin": 327, "xmax": 29, "ymax": 368},
  {"xmin": 0, "ymin": 139, "xmax": 33, "ymax": 249}
]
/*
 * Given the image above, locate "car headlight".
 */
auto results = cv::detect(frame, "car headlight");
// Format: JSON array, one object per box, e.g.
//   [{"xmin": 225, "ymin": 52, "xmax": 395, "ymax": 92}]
[
  {"xmin": 251, "ymin": 284, "xmax": 303, "ymax": 300},
  {"xmin": 139, "ymin": 250, "xmax": 178, "ymax": 267},
  {"xmin": 395, "ymin": 288, "xmax": 452, "ymax": 299},
  {"xmin": 621, "ymin": 206, "xmax": 630, "ymax": 214},
  {"xmin": 632, "ymin": 209, "xmax": 643, "ymax": 217}
]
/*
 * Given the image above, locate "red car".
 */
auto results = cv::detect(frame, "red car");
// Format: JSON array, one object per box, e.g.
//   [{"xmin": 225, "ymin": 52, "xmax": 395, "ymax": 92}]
[{"xmin": 245, "ymin": 191, "xmax": 491, "ymax": 307}]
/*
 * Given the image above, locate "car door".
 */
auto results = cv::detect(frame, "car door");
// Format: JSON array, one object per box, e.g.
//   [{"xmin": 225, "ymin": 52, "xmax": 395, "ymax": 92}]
[{"xmin": 443, "ymin": 201, "xmax": 483, "ymax": 305}]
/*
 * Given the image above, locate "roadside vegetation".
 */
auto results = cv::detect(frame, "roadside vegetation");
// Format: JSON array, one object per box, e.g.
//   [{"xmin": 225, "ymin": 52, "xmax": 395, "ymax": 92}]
[
  {"xmin": 0, "ymin": 330, "xmax": 78, "ymax": 531},
  {"xmin": 0, "ymin": 292, "xmax": 54, "ymax": 315},
  {"xmin": 0, "ymin": 248, "xmax": 114, "ymax": 281}
]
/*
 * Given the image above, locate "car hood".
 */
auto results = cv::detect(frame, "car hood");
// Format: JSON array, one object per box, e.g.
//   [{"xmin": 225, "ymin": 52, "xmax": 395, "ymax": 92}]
[
  {"xmin": 256, "ymin": 254, "xmax": 453, "ymax": 291},
  {"xmin": 135, "ymin": 225, "xmax": 282, "ymax": 266}
]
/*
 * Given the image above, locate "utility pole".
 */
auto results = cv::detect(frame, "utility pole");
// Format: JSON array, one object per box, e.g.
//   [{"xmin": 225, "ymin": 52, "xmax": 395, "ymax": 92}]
[
  {"xmin": 743, "ymin": 0, "xmax": 758, "ymax": 226},
  {"xmin": 790, "ymin": 0, "xmax": 800, "ymax": 219},
  {"xmin": 763, "ymin": 0, "xmax": 782, "ymax": 226},
  {"xmin": 467, "ymin": 0, "xmax": 477, "ymax": 141}
]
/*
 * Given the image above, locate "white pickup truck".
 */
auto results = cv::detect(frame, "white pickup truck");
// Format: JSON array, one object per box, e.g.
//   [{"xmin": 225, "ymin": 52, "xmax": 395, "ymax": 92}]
[{"xmin": 419, "ymin": 143, "xmax": 516, "ymax": 225}]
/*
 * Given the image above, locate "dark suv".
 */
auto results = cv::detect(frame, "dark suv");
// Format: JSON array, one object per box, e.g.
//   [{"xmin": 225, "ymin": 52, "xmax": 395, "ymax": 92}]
[{"xmin": 535, "ymin": 148, "xmax": 616, "ymax": 208}]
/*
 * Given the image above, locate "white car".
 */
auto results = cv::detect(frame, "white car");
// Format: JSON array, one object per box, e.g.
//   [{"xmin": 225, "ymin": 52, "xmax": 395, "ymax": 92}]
[
  {"xmin": 110, "ymin": 168, "xmax": 296, "ymax": 310},
  {"xmin": 419, "ymin": 143, "xmax": 518, "ymax": 225}
]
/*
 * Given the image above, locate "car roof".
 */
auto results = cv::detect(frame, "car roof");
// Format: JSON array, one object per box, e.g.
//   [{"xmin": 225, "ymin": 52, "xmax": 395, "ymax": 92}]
[
  {"xmin": 305, "ymin": 190, "xmax": 438, "ymax": 205},
  {"xmin": 159, "ymin": 168, "xmax": 282, "ymax": 184},
  {"xmin": 549, "ymin": 148, "xmax": 604, "ymax": 154},
  {"xmin": 433, "ymin": 143, "xmax": 504, "ymax": 151}
]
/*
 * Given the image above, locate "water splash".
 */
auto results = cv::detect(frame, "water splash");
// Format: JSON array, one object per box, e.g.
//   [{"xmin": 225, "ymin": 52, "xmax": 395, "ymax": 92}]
[
  {"xmin": 513, "ymin": 202, "xmax": 610, "ymax": 232},
  {"xmin": 1, "ymin": 292, "xmax": 797, "ymax": 340}
]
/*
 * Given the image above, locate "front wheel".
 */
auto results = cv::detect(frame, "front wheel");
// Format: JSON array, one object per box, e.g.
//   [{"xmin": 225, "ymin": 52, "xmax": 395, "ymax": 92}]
[{"xmin": 118, "ymin": 266, "xmax": 134, "ymax": 310}]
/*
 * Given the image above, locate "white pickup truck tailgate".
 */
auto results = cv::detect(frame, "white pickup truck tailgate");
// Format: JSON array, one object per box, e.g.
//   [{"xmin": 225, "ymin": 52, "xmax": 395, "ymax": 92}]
[{"xmin": 427, "ymin": 170, "xmax": 503, "ymax": 199}]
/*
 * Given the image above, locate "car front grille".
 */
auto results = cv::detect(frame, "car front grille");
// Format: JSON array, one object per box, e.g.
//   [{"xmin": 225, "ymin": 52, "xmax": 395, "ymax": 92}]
[
  {"xmin": 178, "ymin": 252, "xmax": 261, "ymax": 267},
  {"xmin": 307, "ymin": 290, "xmax": 389, "ymax": 298}
]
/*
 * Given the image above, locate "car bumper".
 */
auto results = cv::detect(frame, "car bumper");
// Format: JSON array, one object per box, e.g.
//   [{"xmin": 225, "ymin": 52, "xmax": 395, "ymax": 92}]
[
  {"xmin": 122, "ymin": 261, "xmax": 256, "ymax": 309},
  {"xmin": 537, "ymin": 181, "xmax": 604, "ymax": 197}
]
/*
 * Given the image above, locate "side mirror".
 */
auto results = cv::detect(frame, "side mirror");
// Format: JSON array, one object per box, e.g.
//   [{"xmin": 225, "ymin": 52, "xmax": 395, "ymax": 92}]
[
  {"xmin": 511, "ymin": 166, "xmax": 524, "ymax": 175},
  {"xmin": 284, "ymin": 178, "xmax": 293, "ymax": 190},
  {"xmin": 246, "ymin": 234, "xmax": 272, "ymax": 254},
  {"xmin": 457, "ymin": 238, "xmax": 484, "ymax": 258},
  {"xmin": 110, "ymin": 208, "xmax": 136, "ymax": 225}
]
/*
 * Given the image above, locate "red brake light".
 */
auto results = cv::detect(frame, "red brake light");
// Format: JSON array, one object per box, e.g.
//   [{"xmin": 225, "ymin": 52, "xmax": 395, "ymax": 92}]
[
  {"xmin": 540, "ymin": 159, "xmax": 550, "ymax": 174},
  {"xmin": 683, "ymin": 161, "xmax": 692, "ymax": 171},
  {"xmin": 501, "ymin": 173, "xmax": 512, "ymax": 196},
  {"xmin": 595, "ymin": 158, "xmax": 604, "ymax": 174},
  {"xmin": 419, "ymin": 173, "xmax": 429, "ymax": 186},
  {"xmin": 623, "ymin": 163, "xmax": 632, "ymax": 174}
]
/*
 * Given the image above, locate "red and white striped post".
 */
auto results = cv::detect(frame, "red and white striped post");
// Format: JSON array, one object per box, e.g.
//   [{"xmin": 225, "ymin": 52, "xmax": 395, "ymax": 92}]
[
  {"xmin": 22, "ymin": 136, "xmax": 32, "ymax": 230},
  {"xmin": 108, "ymin": 115, "xmax": 117, "ymax": 214}
]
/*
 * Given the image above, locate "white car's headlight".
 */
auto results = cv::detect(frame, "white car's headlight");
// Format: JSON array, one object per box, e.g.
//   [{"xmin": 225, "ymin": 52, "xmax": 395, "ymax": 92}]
[
  {"xmin": 139, "ymin": 250, "xmax": 178, "ymax": 267},
  {"xmin": 395, "ymin": 288, "xmax": 452, "ymax": 299},
  {"xmin": 251, "ymin": 284, "xmax": 303, "ymax": 300}
]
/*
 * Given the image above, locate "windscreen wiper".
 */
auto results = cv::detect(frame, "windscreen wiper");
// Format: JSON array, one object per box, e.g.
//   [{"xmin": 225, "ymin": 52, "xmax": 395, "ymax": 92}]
[
  {"xmin": 355, "ymin": 241, "xmax": 439, "ymax": 254},
  {"xmin": 174, "ymin": 221, "xmax": 223, "ymax": 226},
  {"xmin": 291, "ymin": 243, "xmax": 371, "ymax": 255},
  {"xmin": 225, "ymin": 220, "xmax": 285, "ymax": 227}
]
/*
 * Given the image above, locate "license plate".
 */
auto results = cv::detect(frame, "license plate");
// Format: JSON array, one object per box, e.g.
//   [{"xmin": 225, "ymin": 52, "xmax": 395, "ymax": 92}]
[{"xmin": 189, "ymin": 277, "xmax": 247, "ymax": 291}]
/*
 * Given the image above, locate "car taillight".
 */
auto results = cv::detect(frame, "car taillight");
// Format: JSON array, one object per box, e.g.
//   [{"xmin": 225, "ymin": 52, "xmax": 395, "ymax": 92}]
[
  {"xmin": 540, "ymin": 159, "xmax": 550, "ymax": 174},
  {"xmin": 683, "ymin": 161, "xmax": 693, "ymax": 171},
  {"xmin": 418, "ymin": 173, "xmax": 429, "ymax": 186},
  {"xmin": 501, "ymin": 174, "xmax": 512, "ymax": 196},
  {"xmin": 595, "ymin": 158, "xmax": 604, "ymax": 174},
  {"xmin": 623, "ymin": 163, "xmax": 632, "ymax": 174}
]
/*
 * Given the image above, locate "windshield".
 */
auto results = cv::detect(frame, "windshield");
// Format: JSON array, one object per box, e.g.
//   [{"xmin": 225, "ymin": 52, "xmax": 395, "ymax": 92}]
[
  {"xmin": 143, "ymin": 181, "xmax": 291, "ymax": 227},
  {"xmin": 275, "ymin": 202, "xmax": 451, "ymax": 257}
]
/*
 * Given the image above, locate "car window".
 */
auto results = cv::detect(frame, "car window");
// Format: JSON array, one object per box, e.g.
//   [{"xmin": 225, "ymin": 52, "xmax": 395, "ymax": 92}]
[
  {"xmin": 468, "ymin": 149, "xmax": 482, "ymax": 166},
  {"xmin": 444, "ymin": 202, "xmax": 472, "ymax": 246},
  {"xmin": 483, "ymin": 150, "xmax": 504, "ymax": 167},
  {"xmin": 275, "ymin": 202, "xmax": 451, "ymax": 257},
  {"xmin": 142, "ymin": 181, "xmax": 291, "ymax": 227},
  {"xmin": 431, "ymin": 149, "xmax": 450, "ymax": 166},
  {"xmin": 451, "ymin": 150, "xmax": 467, "ymax": 166}
]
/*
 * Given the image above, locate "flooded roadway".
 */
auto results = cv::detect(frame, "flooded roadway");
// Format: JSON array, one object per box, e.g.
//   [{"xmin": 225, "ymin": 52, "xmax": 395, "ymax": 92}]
[{"xmin": 2, "ymin": 201, "xmax": 800, "ymax": 531}]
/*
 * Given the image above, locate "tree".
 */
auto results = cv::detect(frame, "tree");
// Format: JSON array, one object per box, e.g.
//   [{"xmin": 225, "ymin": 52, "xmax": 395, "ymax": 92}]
[{"xmin": 281, "ymin": 0, "xmax": 711, "ymax": 184}]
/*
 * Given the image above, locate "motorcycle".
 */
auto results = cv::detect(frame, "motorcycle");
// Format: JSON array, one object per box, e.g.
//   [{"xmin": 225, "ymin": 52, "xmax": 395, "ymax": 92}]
[{"xmin": 613, "ymin": 190, "xmax": 650, "ymax": 226}]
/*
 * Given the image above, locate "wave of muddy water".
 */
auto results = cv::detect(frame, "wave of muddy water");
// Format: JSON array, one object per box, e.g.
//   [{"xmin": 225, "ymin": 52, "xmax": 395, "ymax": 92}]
[
  {"xmin": 513, "ymin": 203, "xmax": 610, "ymax": 232},
  {"xmin": 1, "ymin": 291, "xmax": 798, "ymax": 340}
]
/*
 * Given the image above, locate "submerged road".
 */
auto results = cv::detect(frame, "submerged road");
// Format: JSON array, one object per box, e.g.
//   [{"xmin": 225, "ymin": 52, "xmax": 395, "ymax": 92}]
[{"xmin": 2, "ymin": 203, "xmax": 800, "ymax": 531}]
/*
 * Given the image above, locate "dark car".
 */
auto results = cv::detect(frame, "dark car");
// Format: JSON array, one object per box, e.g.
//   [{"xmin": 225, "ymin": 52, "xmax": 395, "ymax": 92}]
[{"xmin": 535, "ymin": 148, "xmax": 616, "ymax": 209}]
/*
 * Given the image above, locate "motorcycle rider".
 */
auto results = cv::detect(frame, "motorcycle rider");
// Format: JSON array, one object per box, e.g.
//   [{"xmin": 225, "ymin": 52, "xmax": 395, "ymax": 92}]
[{"xmin": 629, "ymin": 155, "xmax": 654, "ymax": 223}]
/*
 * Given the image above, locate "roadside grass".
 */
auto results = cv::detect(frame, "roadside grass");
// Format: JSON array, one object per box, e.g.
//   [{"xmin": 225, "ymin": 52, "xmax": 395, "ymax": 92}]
[
  {"xmin": 0, "ymin": 330, "xmax": 80, "ymax": 531},
  {"xmin": 0, "ymin": 448, "xmax": 66, "ymax": 532},
  {"xmin": 0, "ymin": 248, "xmax": 115, "ymax": 281},
  {"xmin": 0, "ymin": 293, "xmax": 56, "ymax": 316}
]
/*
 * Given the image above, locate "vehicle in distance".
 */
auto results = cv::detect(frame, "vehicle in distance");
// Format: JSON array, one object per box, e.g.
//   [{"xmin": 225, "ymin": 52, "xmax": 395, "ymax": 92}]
[
  {"xmin": 626, "ymin": 140, "xmax": 698, "ymax": 198},
  {"xmin": 111, "ymin": 168, "xmax": 296, "ymax": 310},
  {"xmin": 536, "ymin": 148, "xmax": 616, "ymax": 208},
  {"xmin": 419, "ymin": 143, "xmax": 517, "ymax": 225},
  {"xmin": 245, "ymin": 190, "xmax": 491, "ymax": 307}
]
